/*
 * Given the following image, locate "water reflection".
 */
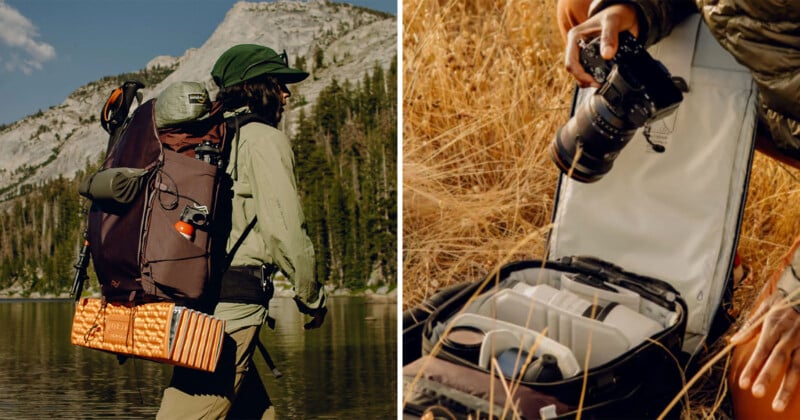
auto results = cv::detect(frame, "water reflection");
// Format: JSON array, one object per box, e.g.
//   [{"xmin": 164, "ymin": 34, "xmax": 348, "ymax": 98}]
[{"xmin": 0, "ymin": 297, "xmax": 396, "ymax": 418}]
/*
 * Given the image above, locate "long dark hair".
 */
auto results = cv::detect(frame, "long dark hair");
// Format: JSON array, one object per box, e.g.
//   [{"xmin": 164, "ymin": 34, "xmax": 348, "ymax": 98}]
[{"xmin": 216, "ymin": 75, "xmax": 284, "ymax": 127}]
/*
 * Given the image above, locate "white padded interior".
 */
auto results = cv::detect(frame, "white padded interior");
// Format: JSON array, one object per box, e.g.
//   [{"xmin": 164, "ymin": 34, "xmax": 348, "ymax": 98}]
[{"xmin": 549, "ymin": 15, "xmax": 756, "ymax": 354}]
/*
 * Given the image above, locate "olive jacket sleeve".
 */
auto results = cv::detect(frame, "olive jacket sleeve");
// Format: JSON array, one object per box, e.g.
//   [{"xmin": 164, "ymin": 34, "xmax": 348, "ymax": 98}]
[
  {"xmin": 588, "ymin": 0, "xmax": 697, "ymax": 47},
  {"xmin": 226, "ymin": 121, "xmax": 324, "ymax": 309}
]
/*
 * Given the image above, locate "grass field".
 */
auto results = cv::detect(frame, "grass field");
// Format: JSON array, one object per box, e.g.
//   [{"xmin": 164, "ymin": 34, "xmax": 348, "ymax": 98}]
[{"xmin": 402, "ymin": 0, "xmax": 800, "ymax": 417}]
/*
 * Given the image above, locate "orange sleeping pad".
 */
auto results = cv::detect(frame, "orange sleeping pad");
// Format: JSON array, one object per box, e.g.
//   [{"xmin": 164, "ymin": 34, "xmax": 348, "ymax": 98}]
[{"xmin": 71, "ymin": 297, "xmax": 225, "ymax": 372}]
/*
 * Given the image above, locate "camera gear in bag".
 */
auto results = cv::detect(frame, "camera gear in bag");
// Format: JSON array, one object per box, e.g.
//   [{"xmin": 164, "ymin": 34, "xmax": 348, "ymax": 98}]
[
  {"xmin": 549, "ymin": 12, "xmax": 757, "ymax": 355},
  {"xmin": 405, "ymin": 257, "xmax": 687, "ymax": 419},
  {"xmin": 403, "ymin": 13, "xmax": 757, "ymax": 418}
]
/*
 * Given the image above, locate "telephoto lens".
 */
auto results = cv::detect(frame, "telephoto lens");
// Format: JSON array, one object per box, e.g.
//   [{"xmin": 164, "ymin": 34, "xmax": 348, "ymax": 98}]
[
  {"xmin": 550, "ymin": 71, "xmax": 641, "ymax": 183},
  {"xmin": 550, "ymin": 31, "xmax": 683, "ymax": 183},
  {"xmin": 526, "ymin": 284, "xmax": 663, "ymax": 349}
]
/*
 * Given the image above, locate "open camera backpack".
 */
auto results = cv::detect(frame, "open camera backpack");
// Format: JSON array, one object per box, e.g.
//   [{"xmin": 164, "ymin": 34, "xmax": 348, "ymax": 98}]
[{"xmin": 403, "ymin": 13, "xmax": 757, "ymax": 419}]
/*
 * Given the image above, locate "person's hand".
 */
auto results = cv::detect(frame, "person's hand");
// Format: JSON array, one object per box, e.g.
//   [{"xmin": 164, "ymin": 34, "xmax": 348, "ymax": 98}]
[
  {"xmin": 730, "ymin": 290, "xmax": 800, "ymax": 412},
  {"xmin": 303, "ymin": 307, "xmax": 327, "ymax": 330},
  {"xmin": 294, "ymin": 295, "xmax": 327, "ymax": 330},
  {"xmin": 564, "ymin": 4, "xmax": 641, "ymax": 88}
]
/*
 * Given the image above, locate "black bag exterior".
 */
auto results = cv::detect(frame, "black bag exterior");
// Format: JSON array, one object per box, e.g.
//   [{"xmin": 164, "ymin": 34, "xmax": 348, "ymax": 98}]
[
  {"xmin": 403, "ymin": 281, "xmax": 473, "ymax": 366},
  {"xmin": 405, "ymin": 257, "xmax": 689, "ymax": 419},
  {"xmin": 87, "ymin": 98, "xmax": 234, "ymax": 312}
]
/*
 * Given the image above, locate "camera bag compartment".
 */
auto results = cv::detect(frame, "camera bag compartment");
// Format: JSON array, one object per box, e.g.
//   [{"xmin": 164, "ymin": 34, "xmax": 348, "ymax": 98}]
[
  {"xmin": 403, "ymin": 258, "xmax": 686, "ymax": 419},
  {"xmin": 550, "ymin": 12, "xmax": 756, "ymax": 355},
  {"xmin": 403, "ymin": 13, "xmax": 757, "ymax": 419}
]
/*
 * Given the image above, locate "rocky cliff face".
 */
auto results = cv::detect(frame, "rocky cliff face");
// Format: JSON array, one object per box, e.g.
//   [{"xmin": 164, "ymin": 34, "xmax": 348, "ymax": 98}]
[{"xmin": 0, "ymin": 0, "xmax": 396, "ymax": 198}]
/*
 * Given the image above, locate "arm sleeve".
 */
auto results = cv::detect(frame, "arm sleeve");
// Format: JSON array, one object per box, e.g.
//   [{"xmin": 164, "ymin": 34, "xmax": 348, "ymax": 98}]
[
  {"xmin": 246, "ymin": 130, "xmax": 324, "ymax": 308},
  {"xmin": 589, "ymin": 0, "xmax": 697, "ymax": 47}
]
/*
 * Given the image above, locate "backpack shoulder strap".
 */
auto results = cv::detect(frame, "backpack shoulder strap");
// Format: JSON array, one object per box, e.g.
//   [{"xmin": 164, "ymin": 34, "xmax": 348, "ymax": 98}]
[
  {"xmin": 221, "ymin": 113, "xmax": 271, "ymax": 271},
  {"xmin": 231, "ymin": 112, "xmax": 271, "ymax": 127},
  {"xmin": 226, "ymin": 113, "xmax": 272, "ymax": 181}
]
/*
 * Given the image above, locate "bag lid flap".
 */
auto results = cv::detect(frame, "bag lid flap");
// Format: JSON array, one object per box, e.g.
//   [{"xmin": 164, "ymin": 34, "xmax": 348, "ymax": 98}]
[{"xmin": 548, "ymin": 15, "xmax": 757, "ymax": 354}]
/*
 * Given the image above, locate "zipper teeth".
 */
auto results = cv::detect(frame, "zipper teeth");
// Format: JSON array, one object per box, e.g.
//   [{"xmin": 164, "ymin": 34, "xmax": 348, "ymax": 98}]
[{"xmin": 702, "ymin": 83, "xmax": 757, "ymax": 330}]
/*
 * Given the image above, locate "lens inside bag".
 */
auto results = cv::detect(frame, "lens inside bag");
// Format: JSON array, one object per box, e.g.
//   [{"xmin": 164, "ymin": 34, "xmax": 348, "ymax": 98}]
[
  {"xmin": 486, "ymin": 284, "xmax": 664, "ymax": 368},
  {"xmin": 441, "ymin": 325, "xmax": 485, "ymax": 364},
  {"xmin": 497, "ymin": 347, "xmax": 529, "ymax": 380}
]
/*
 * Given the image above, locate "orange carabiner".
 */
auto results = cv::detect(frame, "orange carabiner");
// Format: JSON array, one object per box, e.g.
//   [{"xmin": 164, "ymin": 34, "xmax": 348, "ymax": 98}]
[{"xmin": 101, "ymin": 87, "xmax": 124, "ymax": 133}]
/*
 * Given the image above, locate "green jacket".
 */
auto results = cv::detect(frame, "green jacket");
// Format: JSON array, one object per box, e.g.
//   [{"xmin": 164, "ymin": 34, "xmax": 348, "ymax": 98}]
[
  {"xmin": 226, "ymin": 112, "xmax": 324, "ymax": 309},
  {"xmin": 590, "ymin": 0, "xmax": 800, "ymax": 157}
]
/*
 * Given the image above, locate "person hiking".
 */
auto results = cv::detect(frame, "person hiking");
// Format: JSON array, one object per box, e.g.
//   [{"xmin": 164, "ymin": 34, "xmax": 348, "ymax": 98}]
[
  {"xmin": 157, "ymin": 44, "xmax": 327, "ymax": 419},
  {"xmin": 555, "ymin": 0, "xmax": 800, "ymax": 415}
]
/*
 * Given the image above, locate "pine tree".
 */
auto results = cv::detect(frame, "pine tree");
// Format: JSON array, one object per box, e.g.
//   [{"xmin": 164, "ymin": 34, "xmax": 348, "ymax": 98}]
[{"xmin": 293, "ymin": 63, "xmax": 397, "ymax": 290}]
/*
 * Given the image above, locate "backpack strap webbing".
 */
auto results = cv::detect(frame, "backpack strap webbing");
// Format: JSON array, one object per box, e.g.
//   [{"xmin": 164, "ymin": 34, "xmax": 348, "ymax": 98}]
[
  {"xmin": 223, "ymin": 216, "xmax": 258, "ymax": 273},
  {"xmin": 222, "ymin": 113, "xmax": 271, "ymax": 270},
  {"xmin": 228, "ymin": 113, "xmax": 272, "ymax": 181}
]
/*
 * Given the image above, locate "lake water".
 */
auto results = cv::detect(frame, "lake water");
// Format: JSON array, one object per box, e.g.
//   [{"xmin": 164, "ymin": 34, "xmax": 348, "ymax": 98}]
[{"xmin": 0, "ymin": 297, "xmax": 396, "ymax": 419}]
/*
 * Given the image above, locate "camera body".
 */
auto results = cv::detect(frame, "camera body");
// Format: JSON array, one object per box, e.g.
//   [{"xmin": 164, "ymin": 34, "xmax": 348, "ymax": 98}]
[{"xmin": 551, "ymin": 31, "xmax": 684, "ymax": 183}]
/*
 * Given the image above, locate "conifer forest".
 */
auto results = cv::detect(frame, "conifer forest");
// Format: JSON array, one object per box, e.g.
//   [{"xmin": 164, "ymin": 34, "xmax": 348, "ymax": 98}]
[
  {"xmin": 295, "ymin": 60, "xmax": 398, "ymax": 291},
  {"xmin": 0, "ymin": 60, "xmax": 397, "ymax": 296}
]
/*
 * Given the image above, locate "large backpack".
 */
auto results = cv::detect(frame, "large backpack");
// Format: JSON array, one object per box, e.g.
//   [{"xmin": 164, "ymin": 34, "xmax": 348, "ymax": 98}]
[
  {"xmin": 70, "ymin": 81, "xmax": 268, "ymax": 372},
  {"xmin": 80, "ymin": 80, "xmax": 243, "ymax": 312}
]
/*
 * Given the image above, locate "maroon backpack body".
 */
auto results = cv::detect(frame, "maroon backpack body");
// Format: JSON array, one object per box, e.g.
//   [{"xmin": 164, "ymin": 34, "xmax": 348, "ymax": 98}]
[{"xmin": 86, "ymin": 90, "xmax": 232, "ymax": 311}]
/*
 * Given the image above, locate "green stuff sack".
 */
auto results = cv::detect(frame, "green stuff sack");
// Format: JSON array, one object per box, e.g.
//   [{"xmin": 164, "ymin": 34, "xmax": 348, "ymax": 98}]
[{"xmin": 78, "ymin": 167, "xmax": 149, "ymax": 205}]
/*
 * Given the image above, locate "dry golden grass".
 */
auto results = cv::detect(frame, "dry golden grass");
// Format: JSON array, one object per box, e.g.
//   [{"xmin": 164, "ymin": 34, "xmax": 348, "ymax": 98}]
[
  {"xmin": 404, "ymin": 0, "xmax": 570, "ymax": 304},
  {"xmin": 402, "ymin": 0, "xmax": 800, "ymax": 417}
]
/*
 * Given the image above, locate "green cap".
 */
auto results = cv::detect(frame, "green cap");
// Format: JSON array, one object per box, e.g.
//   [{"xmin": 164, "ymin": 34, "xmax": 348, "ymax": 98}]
[{"xmin": 211, "ymin": 44, "xmax": 309, "ymax": 88}]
